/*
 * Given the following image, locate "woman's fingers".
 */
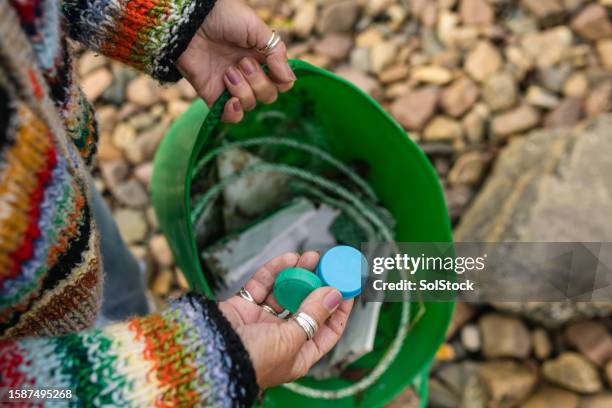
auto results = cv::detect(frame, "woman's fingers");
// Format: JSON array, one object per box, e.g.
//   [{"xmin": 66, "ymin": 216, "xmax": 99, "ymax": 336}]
[
  {"xmin": 223, "ymin": 66, "xmax": 257, "ymax": 111},
  {"xmin": 295, "ymin": 251, "xmax": 320, "ymax": 270},
  {"xmin": 243, "ymin": 252, "xmax": 299, "ymax": 304},
  {"xmin": 305, "ymin": 297, "xmax": 353, "ymax": 355},
  {"xmin": 238, "ymin": 57, "xmax": 278, "ymax": 104},
  {"xmin": 266, "ymin": 43, "xmax": 296, "ymax": 86},
  {"xmin": 261, "ymin": 251, "xmax": 320, "ymax": 314},
  {"xmin": 221, "ymin": 97, "xmax": 243, "ymax": 123},
  {"xmin": 281, "ymin": 287, "xmax": 343, "ymax": 359},
  {"xmin": 294, "ymin": 298, "xmax": 353, "ymax": 376}
]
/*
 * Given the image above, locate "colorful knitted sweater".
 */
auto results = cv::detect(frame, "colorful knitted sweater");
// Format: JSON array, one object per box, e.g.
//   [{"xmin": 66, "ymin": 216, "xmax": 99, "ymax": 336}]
[{"xmin": 0, "ymin": 0, "xmax": 258, "ymax": 406}]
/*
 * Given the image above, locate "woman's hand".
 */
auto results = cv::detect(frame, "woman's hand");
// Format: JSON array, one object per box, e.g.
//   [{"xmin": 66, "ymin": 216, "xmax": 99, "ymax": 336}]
[
  {"xmin": 176, "ymin": 0, "xmax": 296, "ymax": 123},
  {"xmin": 218, "ymin": 252, "xmax": 354, "ymax": 389}
]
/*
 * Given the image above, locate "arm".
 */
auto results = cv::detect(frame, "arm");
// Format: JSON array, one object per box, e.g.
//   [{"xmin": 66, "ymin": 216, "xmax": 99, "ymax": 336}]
[
  {"xmin": 62, "ymin": 0, "xmax": 217, "ymax": 82},
  {"xmin": 0, "ymin": 294, "xmax": 258, "ymax": 407},
  {"xmin": 63, "ymin": 0, "xmax": 296, "ymax": 123}
]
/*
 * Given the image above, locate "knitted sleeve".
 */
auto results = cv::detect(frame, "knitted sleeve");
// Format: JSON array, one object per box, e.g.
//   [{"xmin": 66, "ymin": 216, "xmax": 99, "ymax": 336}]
[
  {"xmin": 0, "ymin": 293, "xmax": 259, "ymax": 407},
  {"xmin": 61, "ymin": 0, "xmax": 217, "ymax": 81}
]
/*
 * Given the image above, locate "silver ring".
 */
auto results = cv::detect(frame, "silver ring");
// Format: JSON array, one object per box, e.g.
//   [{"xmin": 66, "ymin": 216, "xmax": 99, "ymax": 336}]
[
  {"xmin": 291, "ymin": 312, "xmax": 318, "ymax": 341},
  {"xmin": 238, "ymin": 287, "xmax": 256, "ymax": 304},
  {"xmin": 257, "ymin": 30, "xmax": 281, "ymax": 55},
  {"xmin": 260, "ymin": 304, "xmax": 278, "ymax": 316}
]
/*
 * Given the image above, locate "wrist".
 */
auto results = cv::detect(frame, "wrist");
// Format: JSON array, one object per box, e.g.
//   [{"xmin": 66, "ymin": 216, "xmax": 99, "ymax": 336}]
[
  {"xmin": 171, "ymin": 293, "xmax": 259, "ymax": 405},
  {"xmin": 158, "ymin": 0, "xmax": 219, "ymax": 81}
]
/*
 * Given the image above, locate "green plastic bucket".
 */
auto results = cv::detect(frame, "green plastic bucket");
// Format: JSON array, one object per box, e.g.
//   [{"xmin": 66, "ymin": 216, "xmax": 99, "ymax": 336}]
[{"xmin": 152, "ymin": 60, "xmax": 454, "ymax": 407}]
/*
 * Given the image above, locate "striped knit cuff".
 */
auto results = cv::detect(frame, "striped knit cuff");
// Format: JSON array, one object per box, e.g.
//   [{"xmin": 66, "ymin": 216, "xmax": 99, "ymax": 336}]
[
  {"xmin": 63, "ymin": 0, "xmax": 217, "ymax": 82},
  {"xmin": 168, "ymin": 293, "xmax": 259, "ymax": 407}
]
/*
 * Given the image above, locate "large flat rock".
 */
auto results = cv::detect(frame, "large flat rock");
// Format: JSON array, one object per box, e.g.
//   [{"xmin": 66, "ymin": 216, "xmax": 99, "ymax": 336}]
[{"xmin": 455, "ymin": 115, "xmax": 612, "ymax": 326}]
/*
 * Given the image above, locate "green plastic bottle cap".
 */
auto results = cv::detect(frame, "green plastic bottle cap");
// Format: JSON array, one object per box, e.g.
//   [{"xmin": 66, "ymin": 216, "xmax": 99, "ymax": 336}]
[{"xmin": 273, "ymin": 267, "xmax": 323, "ymax": 313}]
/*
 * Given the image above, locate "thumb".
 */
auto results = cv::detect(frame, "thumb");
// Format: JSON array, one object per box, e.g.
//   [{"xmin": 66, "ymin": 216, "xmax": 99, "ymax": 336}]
[{"xmin": 282, "ymin": 287, "xmax": 343, "ymax": 353}]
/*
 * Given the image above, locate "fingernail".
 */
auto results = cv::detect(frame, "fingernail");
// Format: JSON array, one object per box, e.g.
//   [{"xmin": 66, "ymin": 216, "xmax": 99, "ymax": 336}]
[
  {"xmin": 226, "ymin": 67, "xmax": 242, "ymax": 85},
  {"xmin": 233, "ymin": 100, "xmax": 241, "ymax": 112},
  {"xmin": 287, "ymin": 65, "xmax": 296, "ymax": 81},
  {"xmin": 323, "ymin": 290, "xmax": 342, "ymax": 312},
  {"xmin": 240, "ymin": 59, "xmax": 256, "ymax": 76}
]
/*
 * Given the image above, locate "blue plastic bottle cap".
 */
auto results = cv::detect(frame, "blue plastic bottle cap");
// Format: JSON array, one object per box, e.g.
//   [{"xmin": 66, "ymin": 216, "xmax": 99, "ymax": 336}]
[{"xmin": 316, "ymin": 246, "xmax": 366, "ymax": 299}]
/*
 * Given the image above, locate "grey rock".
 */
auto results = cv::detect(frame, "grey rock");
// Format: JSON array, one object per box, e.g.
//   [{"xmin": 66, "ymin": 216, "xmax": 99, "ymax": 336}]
[
  {"xmin": 441, "ymin": 77, "xmax": 479, "ymax": 118},
  {"xmin": 491, "ymin": 104, "xmax": 540, "ymax": 137},
  {"xmin": 544, "ymin": 98, "xmax": 584, "ymax": 129},
  {"xmin": 460, "ymin": 373, "xmax": 487, "ymax": 408},
  {"xmin": 538, "ymin": 63, "xmax": 573, "ymax": 93},
  {"xmin": 505, "ymin": 9, "xmax": 538, "ymax": 35},
  {"xmin": 429, "ymin": 378, "xmax": 460, "ymax": 408},
  {"xmin": 479, "ymin": 313, "xmax": 531, "ymax": 358},
  {"xmin": 448, "ymin": 151, "xmax": 486, "ymax": 186},
  {"xmin": 102, "ymin": 67, "xmax": 135, "ymax": 105},
  {"xmin": 456, "ymin": 115, "xmax": 612, "ymax": 325},
  {"xmin": 526, "ymin": 85, "xmax": 561, "ymax": 109},
  {"xmin": 522, "ymin": 386, "xmax": 579, "ymax": 408},
  {"xmin": 478, "ymin": 360, "xmax": 537, "ymax": 407},
  {"xmin": 125, "ymin": 118, "xmax": 170, "ymax": 164},
  {"xmin": 114, "ymin": 209, "xmax": 148, "ymax": 244},
  {"xmin": 370, "ymin": 41, "xmax": 398, "ymax": 74},
  {"xmin": 585, "ymin": 80, "xmax": 612, "ymax": 118},
  {"xmin": 437, "ymin": 361, "xmax": 479, "ymax": 397},
  {"xmin": 571, "ymin": 3, "xmax": 612, "ymax": 41},
  {"xmin": 317, "ymin": 0, "xmax": 359, "ymax": 34},
  {"xmin": 390, "ymin": 86, "xmax": 439, "ymax": 131},
  {"xmin": 521, "ymin": 26, "xmax": 573, "ymax": 68},
  {"xmin": 482, "ymin": 72, "xmax": 518, "ymax": 112},
  {"xmin": 129, "ymin": 111, "xmax": 158, "ymax": 131},
  {"xmin": 521, "ymin": 0, "xmax": 565, "ymax": 26},
  {"xmin": 462, "ymin": 103, "xmax": 490, "ymax": 144},
  {"xmin": 349, "ymin": 47, "xmax": 371, "ymax": 72},
  {"xmin": 424, "ymin": 116, "xmax": 463, "ymax": 142},
  {"xmin": 565, "ymin": 320, "xmax": 612, "ymax": 366},
  {"xmin": 542, "ymin": 352, "xmax": 603, "ymax": 394},
  {"xmin": 99, "ymin": 160, "xmax": 128, "ymax": 190},
  {"xmin": 113, "ymin": 179, "xmax": 149, "ymax": 208},
  {"xmin": 445, "ymin": 185, "xmax": 474, "ymax": 222},
  {"xmin": 314, "ymin": 34, "xmax": 353, "ymax": 60},
  {"xmin": 422, "ymin": 28, "xmax": 446, "ymax": 56},
  {"xmin": 464, "ymin": 41, "xmax": 502, "ymax": 82}
]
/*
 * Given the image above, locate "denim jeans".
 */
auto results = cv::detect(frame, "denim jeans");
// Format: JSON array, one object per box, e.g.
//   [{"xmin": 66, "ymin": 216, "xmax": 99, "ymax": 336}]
[{"xmin": 89, "ymin": 182, "xmax": 150, "ymax": 324}]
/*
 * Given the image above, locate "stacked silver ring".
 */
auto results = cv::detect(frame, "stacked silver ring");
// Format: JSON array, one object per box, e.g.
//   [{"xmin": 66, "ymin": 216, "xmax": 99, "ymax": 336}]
[
  {"xmin": 292, "ymin": 312, "xmax": 319, "ymax": 340},
  {"xmin": 257, "ymin": 30, "xmax": 281, "ymax": 55},
  {"xmin": 238, "ymin": 287, "xmax": 256, "ymax": 303},
  {"xmin": 260, "ymin": 304, "xmax": 278, "ymax": 316},
  {"xmin": 238, "ymin": 287, "xmax": 280, "ymax": 316}
]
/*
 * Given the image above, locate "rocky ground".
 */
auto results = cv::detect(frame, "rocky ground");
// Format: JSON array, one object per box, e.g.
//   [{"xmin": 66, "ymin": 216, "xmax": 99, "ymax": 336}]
[{"xmin": 77, "ymin": 0, "xmax": 612, "ymax": 406}]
